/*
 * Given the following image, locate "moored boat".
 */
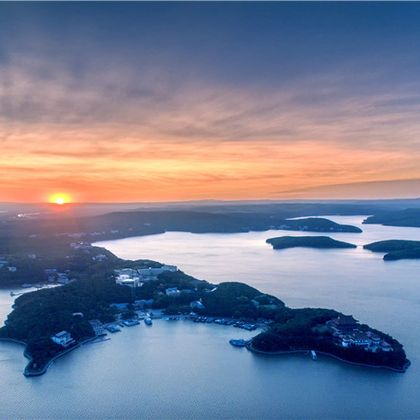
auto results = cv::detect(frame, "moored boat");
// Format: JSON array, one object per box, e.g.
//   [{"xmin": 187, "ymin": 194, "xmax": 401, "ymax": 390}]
[
  {"xmin": 144, "ymin": 316, "xmax": 152, "ymax": 325},
  {"xmin": 123, "ymin": 319, "xmax": 140, "ymax": 327},
  {"xmin": 229, "ymin": 339, "xmax": 249, "ymax": 347}
]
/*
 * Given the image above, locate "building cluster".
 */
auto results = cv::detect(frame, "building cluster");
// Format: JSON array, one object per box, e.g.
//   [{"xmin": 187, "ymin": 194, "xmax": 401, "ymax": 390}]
[
  {"xmin": 110, "ymin": 299, "xmax": 155, "ymax": 312},
  {"xmin": 115, "ymin": 265, "xmax": 178, "ymax": 288},
  {"xmin": 70, "ymin": 242, "xmax": 93, "ymax": 250},
  {"xmin": 45, "ymin": 269, "xmax": 74, "ymax": 284},
  {"xmin": 0, "ymin": 258, "xmax": 17, "ymax": 272},
  {"xmin": 327, "ymin": 316, "xmax": 393, "ymax": 352},
  {"xmin": 88, "ymin": 319, "xmax": 106, "ymax": 336},
  {"xmin": 51, "ymin": 331, "xmax": 75, "ymax": 348},
  {"xmin": 92, "ymin": 254, "xmax": 107, "ymax": 262}
]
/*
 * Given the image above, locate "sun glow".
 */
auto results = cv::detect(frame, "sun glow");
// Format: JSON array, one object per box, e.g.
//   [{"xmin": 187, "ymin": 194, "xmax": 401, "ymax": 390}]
[{"xmin": 49, "ymin": 193, "xmax": 71, "ymax": 205}]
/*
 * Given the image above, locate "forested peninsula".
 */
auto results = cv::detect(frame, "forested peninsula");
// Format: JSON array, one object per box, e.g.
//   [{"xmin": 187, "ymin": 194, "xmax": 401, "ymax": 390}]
[{"xmin": 0, "ymin": 244, "xmax": 409, "ymax": 375}]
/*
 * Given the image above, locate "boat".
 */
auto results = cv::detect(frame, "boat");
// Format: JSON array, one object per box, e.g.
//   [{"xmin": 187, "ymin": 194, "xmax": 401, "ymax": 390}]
[
  {"xmin": 144, "ymin": 316, "xmax": 152, "ymax": 325},
  {"xmin": 106, "ymin": 325, "xmax": 121, "ymax": 333},
  {"xmin": 311, "ymin": 350, "xmax": 317, "ymax": 360},
  {"xmin": 229, "ymin": 339, "xmax": 249, "ymax": 347},
  {"xmin": 123, "ymin": 319, "xmax": 140, "ymax": 327}
]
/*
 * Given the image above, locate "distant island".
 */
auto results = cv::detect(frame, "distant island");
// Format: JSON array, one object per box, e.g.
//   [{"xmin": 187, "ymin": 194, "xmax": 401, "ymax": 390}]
[
  {"xmin": 0, "ymin": 243, "xmax": 409, "ymax": 375},
  {"xmin": 277, "ymin": 218, "xmax": 362, "ymax": 233},
  {"xmin": 364, "ymin": 240, "xmax": 420, "ymax": 261},
  {"xmin": 363, "ymin": 208, "xmax": 420, "ymax": 228},
  {"xmin": 266, "ymin": 236, "xmax": 357, "ymax": 250}
]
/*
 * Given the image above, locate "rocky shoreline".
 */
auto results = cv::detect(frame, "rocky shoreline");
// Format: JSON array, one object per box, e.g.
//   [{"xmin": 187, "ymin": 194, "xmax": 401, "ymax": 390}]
[{"xmin": 246, "ymin": 342, "xmax": 411, "ymax": 373}]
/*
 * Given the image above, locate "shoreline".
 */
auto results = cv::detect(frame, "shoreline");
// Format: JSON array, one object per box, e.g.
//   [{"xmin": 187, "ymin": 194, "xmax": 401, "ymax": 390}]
[
  {"xmin": 0, "ymin": 336, "xmax": 97, "ymax": 377},
  {"xmin": 246, "ymin": 342, "xmax": 411, "ymax": 373}
]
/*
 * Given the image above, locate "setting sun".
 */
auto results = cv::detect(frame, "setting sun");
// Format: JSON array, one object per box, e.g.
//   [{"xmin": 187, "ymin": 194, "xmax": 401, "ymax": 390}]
[{"xmin": 49, "ymin": 193, "xmax": 71, "ymax": 205}]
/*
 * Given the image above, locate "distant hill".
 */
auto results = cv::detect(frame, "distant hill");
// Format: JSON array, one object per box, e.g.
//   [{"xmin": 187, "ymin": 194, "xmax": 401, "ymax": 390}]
[
  {"xmin": 363, "ymin": 209, "xmax": 420, "ymax": 228},
  {"xmin": 266, "ymin": 236, "xmax": 357, "ymax": 250}
]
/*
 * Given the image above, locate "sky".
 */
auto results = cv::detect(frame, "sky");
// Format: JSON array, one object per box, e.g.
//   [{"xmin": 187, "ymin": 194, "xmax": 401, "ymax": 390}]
[{"xmin": 1, "ymin": 2, "xmax": 420, "ymax": 203}]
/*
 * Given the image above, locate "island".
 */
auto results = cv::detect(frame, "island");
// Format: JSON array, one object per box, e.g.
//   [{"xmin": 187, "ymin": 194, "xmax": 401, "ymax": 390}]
[
  {"xmin": 0, "ymin": 243, "xmax": 409, "ymax": 375},
  {"xmin": 277, "ymin": 218, "xmax": 362, "ymax": 233},
  {"xmin": 363, "ymin": 208, "xmax": 420, "ymax": 228},
  {"xmin": 266, "ymin": 236, "xmax": 357, "ymax": 250},
  {"xmin": 364, "ymin": 240, "xmax": 420, "ymax": 261}
]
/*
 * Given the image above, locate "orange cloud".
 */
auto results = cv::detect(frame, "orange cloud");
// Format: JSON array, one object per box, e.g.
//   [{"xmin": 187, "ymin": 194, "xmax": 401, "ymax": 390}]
[{"xmin": 1, "ymin": 56, "xmax": 420, "ymax": 202}]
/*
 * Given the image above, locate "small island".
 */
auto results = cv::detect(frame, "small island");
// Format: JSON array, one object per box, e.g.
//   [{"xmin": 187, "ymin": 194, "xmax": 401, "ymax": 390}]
[
  {"xmin": 277, "ymin": 218, "xmax": 362, "ymax": 233},
  {"xmin": 266, "ymin": 236, "xmax": 357, "ymax": 250},
  {"xmin": 364, "ymin": 240, "xmax": 420, "ymax": 261}
]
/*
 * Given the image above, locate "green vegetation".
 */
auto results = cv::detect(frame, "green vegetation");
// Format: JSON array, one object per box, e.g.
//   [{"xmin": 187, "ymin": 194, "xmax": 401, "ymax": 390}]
[
  {"xmin": 364, "ymin": 240, "xmax": 420, "ymax": 261},
  {"xmin": 266, "ymin": 236, "xmax": 357, "ymax": 250},
  {"xmin": 383, "ymin": 248, "xmax": 420, "ymax": 261},
  {"xmin": 364, "ymin": 240, "xmax": 420, "ymax": 252},
  {"xmin": 0, "ymin": 202, "xmax": 412, "ymax": 374},
  {"xmin": 0, "ymin": 241, "xmax": 160, "ymax": 287},
  {"xmin": 278, "ymin": 218, "xmax": 362, "ymax": 233},
  {"xmin": 251, "ymin": 308, "xmax": 409, "ymax": 370},
  {"xmin": 363, "ymin": 208, "xmax": 420, "ymax": 228},
  {"xmin": 0, "ymin": 253, "xmax": 409, "ymax": 373},
  {"xmin": 201, "ymin": 282, "xmax": 284, "ymax": 318}
]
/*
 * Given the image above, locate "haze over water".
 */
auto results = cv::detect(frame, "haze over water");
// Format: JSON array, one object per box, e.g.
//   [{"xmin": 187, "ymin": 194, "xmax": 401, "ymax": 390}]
[{"xmin": 1, "ymin": 216, "xmax": 420, "ymax": 419}]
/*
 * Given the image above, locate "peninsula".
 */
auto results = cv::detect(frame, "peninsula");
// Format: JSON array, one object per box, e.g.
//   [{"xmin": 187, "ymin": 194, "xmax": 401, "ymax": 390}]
[
  {"xmin": 0, "ymin": 243, "xmax": 409, "ymax": 375},
  {"xmin": 364, "ymin": 240, "xmax": 420, "ymax": 261},
  {"xmin": 266, "ymin": 236, "xmax": 357, "ymax": 250}
]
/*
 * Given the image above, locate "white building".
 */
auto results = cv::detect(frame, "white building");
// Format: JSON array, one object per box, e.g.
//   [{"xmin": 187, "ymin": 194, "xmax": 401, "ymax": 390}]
[
  {"xmin": 115, "ymin": 274, "xmax": 142, "ymax": 288},
  {"xmin": 138, "ymin": 265, "xmax": 178, "ymax": 281},
  {"xmin": 161, "ymin": 265, "xmax": 177, "ymax": 272},
  {"xmin": 166, "ymin": 287, "xmax": 180, "ymax": 297},
  {"xmin": 115, "ymin": 265, "xmax": 178, "ymax": 286},
  {"xmin": 190, "ymin": 300, "xmax": 205, "ymax": 310},
  {"xmin": 51, "ymin": 331, "xmax": 75, "ymax": 348}
]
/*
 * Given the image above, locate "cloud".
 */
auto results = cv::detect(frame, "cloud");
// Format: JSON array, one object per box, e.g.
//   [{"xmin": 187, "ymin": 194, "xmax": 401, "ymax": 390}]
[{"xmin": 1, "ymin": 53, "xmax": 420, "ymax": 201}]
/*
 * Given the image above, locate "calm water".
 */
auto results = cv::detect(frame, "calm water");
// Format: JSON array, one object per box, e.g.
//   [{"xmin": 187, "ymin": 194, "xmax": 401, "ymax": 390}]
[{"xmin": 1, "ymin": 215, "xmax": 420, "ymax": 419}]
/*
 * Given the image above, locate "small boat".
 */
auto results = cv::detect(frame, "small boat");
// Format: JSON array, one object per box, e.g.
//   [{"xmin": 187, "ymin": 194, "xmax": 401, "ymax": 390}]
[
  {"xmin": 311, "ymin": 350, "xmax": 317, "ymax": 360},
  {"xmin": 106, "ymin": 325, "xmax": 121, "ymax": 333},
  {"xmin": 123, "ymin": 319, "xmax": 140, "ymax": 327},
  {"xmin": 144, "ymin": 316, "xmax": 152, "ymax": 326},
  {"xmin": 229, "ymin": 339, "xmax": 249, "ymax": 347}
]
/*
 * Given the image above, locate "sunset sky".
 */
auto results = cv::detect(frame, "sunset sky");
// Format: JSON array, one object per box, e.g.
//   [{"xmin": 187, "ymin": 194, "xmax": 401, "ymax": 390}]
[{"xmin": 1, "ymin": 2, "xmax": 420, "ymax": 202}]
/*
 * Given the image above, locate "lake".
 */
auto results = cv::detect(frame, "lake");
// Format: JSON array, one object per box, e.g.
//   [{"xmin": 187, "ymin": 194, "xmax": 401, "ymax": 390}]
[{"xmin": 1, "ymin": 215, "xmax": 420, "ymax": 419}]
